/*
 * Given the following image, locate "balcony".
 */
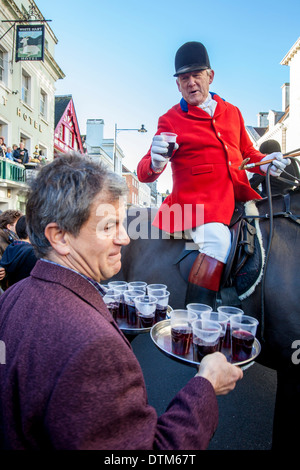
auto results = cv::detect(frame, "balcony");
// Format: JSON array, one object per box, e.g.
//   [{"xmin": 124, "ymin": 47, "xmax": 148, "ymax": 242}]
[{"xmin": 0, "ymin": 157, "xmax": 26, "ymax": 187}]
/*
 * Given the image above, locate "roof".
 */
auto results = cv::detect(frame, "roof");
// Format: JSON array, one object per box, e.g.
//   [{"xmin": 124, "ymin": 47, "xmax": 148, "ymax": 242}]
[
  {"xmin": 54, "ymin": 95, "xmax": 72, "ymax": 128},
  {"xmin": 281, "ymin": 37, "xmax": 300, "ymax": 66}
]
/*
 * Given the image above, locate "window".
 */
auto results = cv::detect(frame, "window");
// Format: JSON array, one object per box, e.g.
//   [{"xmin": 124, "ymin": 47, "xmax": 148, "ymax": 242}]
[
  {"xmin": 40, "ymin": 89, "xmax": 47, "ymax": 119},
  {"xmin": 59, "ymin": 125, "xmax": 64, "ymax": 140},
  {"xmin": 0, "ymin": 48, "xmax": 8, "ymax": 85},
  {"xmin": 0, "ymin": 50, "xmax": 4, "ymax": 82},
  {"xmin": 69, "ymin": 130, "xmax": 73, "ymax": 147},
  {"xmin": 21, "ymin": 70, "xmax": 31, "ymax": 104}
]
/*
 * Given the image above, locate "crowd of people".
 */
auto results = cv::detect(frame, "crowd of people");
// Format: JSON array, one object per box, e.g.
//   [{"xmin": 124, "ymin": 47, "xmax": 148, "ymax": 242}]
[{"xmin": 0, "ymin": 137, "xmax": 46, "ymax": 165}]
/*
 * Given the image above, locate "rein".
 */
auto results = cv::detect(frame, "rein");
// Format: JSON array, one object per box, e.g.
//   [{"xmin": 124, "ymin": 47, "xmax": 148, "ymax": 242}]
[{"xmin": 246, "ymin": 167, "xmax": 300, "ymax": 342}]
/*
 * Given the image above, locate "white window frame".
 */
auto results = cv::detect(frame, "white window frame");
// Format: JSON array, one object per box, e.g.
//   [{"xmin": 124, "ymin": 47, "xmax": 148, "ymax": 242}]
[
  {"xmin": 21, "ymin": 69, "xmax": 31, "ymax": 105},
  {"xmin": 40, "ymin": 88, "xmax": 47, "ymax": 119}
]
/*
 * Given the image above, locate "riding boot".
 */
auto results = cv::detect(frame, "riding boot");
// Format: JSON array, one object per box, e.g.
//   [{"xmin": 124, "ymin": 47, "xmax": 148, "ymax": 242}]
[{"xmin": 185, "ymin": 252, "xmax": 225, "ymax": 310}]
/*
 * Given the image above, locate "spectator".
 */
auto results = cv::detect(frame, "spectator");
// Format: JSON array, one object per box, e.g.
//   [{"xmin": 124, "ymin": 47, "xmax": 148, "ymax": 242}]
[
  {"xmin": 13, "ymin": 142, "xmax": 29, "ymax": 164},
  {"xmin": 0, "ymin": 210, "xmax": 22, "ymax": 287},
  {"xmin": 5, "ymin": 147, "xmax": 14, "ymax": 161},
  {"xmin": 0, "ymin": 153, "xmax": 242, "ymax": 450},
  {"xmin": 0, "ymin": 215, "xmax": 38, "ymax": 290},
  {"xmin": 0, "ymin": 136, "xmax": 7, "ymax": 159}
]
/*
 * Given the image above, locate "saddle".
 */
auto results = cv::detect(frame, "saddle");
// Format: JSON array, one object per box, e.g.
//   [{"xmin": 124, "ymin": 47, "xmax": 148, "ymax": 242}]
[{"xmin": 176, "ymin": 203, "xmax": 261, "ymax": 306}]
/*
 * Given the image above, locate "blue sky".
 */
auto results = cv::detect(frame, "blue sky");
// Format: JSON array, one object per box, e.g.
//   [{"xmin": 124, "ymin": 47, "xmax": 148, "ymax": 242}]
[{"xmin": 37, "ymin": 0, "xmax": 300, "ymax": 192}]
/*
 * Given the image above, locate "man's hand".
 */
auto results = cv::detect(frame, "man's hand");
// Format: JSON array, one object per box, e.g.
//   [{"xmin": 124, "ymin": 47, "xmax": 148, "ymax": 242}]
[
  {"xmin": 151, "ymin": 135, "xmax": 169, "ymax": 171},
  {"xmin": 260, "ymin": 152, "xmax": 291, "ymax": 177},
  {"xmin": 150, "ymin": 135, "xmax": 178, "ymax": 171},
  {"xmin": 196, "ymin": 351, "xmax": 243, "ymax": 395}
]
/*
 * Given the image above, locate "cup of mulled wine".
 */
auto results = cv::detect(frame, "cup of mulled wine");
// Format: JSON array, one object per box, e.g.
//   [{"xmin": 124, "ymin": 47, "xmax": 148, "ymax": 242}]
[
  {"xmin": 217, "ymin": 306, "xmax": 244, "ymax": 350},
  {"xmin": 200, "ymin": 311, "xmax": 229, "ymax": 352},
  {"xmin": 103, "ymin": 289, "xmax": 121, "ymax": 322},
  {"xmin": 153, "ymin": 290, "xmax": 170, "ymax": 322},
  {"xmin": 192, "ymin": 319, "xmax": 222, "ymax": 362},
  {"xmin": 230, "ymin": 314, "xmax": 259, "ymax": 362},
  {"xmin": 108, "ymin": 281, "xmax": 128, "ymax": 320},
  {"xmin": 170, "ymin": 309, "xmax": 197, "ymax": 356},
  {"xmin": 160, "ymin": 132, "xmax": 177, "ymax": 158},
  {"xmin": 123, "ymin": 290, "xmax": 145, "ymax": 327},
  {"xmin": 134, "ymin": 295, "xmax": 157, "ymax": 328}
]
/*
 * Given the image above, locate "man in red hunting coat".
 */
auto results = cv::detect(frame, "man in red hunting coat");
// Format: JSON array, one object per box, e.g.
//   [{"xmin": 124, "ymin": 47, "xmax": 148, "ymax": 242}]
[{"xmin": 137, "ymin": 41, "xmax": 290, "ymax": 308}]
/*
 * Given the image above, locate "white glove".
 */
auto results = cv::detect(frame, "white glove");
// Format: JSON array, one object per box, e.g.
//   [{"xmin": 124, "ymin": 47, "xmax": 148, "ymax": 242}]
[
  {"xmin": 151, "ymin": 135, "xmax": 169, "ymax": 171},
  {"xmin": 260, "ymin": 152, "xmax": 291, "ymax": 177},
  {"xmin": 151, "ymin": 135, "xmax": 178, "ymax": 171}
]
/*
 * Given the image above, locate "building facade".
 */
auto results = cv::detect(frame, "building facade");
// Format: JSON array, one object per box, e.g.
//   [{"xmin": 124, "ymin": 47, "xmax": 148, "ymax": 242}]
[
  {"xmin": 0, "ymin": 0, "xmax": 64, "ymax": 211},
  {"xmin": 246, "ymin": 37, "xmax": 300, "ymax": 155},
  {"xmin": 54, "ymin": 95, "xmax": 84, "ymax": 156}
]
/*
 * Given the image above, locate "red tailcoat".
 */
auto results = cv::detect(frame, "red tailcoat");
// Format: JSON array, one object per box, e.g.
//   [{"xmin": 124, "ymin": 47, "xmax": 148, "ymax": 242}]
[{"xmin": 137, "ymin": 94, "xmax": 263, "ymax": 233}]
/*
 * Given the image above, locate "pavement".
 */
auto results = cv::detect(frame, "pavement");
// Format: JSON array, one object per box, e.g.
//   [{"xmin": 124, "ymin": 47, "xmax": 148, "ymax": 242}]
[{"xmin": 131, "ymin": 332, "xmax": 277, "ymax": 451}]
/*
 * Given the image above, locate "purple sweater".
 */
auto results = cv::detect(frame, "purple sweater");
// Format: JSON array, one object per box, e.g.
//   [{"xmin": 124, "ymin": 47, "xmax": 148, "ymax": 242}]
[{"xmin": 0, "ymin": 260, "xmax": 218, "ymax": 450}]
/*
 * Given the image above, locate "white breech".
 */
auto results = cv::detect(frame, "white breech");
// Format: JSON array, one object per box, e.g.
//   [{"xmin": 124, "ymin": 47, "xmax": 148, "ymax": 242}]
[{"xmin": 187, "ymin": 222, "xmax": 231, "ymax": 264}]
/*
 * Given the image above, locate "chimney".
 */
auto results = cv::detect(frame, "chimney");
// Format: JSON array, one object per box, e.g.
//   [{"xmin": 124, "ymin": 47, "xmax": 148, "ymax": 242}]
[
  {"xmin": 257, "ymin": 112, "xmax": 269, "ymax": 127},
  {"xmin": 86, "ymin": 119, "xmax": 104, "ymax": 147},
  {"xmin": 281, "ymin": 83, "xmax": 290, "ymax": 111}
]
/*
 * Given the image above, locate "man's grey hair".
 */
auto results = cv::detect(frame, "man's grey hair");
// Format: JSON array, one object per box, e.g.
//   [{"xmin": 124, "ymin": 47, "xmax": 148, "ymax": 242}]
[{"xmin": 26, "ymin": 153, "xmax": 128, "ymax": 258}]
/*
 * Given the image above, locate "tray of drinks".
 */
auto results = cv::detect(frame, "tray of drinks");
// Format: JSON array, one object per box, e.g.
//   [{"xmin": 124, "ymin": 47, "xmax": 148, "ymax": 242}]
[{"xmin": 150, "ymin": 319, "xmax": 261, "ymax": 369}]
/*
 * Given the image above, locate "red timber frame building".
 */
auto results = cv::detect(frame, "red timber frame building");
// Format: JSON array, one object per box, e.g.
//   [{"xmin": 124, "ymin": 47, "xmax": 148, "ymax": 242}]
[{"xmin": 54, "ymin": 95, "xmax": 84, "ymax": 156}]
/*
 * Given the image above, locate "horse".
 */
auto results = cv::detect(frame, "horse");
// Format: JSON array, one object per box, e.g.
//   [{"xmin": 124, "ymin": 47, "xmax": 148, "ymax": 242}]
[{"xmin": 108, "ymin": 188, "xmax": 300, "ymax": 449}]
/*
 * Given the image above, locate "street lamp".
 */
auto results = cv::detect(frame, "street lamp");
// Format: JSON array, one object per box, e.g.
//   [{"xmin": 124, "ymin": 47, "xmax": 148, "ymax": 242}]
[{"xmin": 114, "ymin": 123, "xmax": 147, "ymax": 172}]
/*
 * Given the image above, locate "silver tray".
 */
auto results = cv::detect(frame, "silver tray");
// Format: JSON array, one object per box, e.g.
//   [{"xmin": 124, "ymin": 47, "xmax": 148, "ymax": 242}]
[
  {"xmin": 150, "ymin": 319, "xmax": 261, "ymax": 370},
  {"xmin": 119, "ymin": 306, "xmax": 172, "ymax": 335}
]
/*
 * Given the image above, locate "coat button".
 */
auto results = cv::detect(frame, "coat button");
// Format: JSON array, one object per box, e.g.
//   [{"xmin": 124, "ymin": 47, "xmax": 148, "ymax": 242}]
[
  {"xmin": 228, "ymin": 161, "xmax": 232, "ymax": 166},
  {"xmin": 217, "ymin": 132, "xmax": 221, "ymax": 137}
]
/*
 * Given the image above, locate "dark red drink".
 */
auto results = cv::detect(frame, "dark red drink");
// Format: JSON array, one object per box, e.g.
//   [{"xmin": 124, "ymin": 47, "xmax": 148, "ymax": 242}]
[
  {"xmin": 222, "ymin": 322, "xmax": 231, "ymax": 349},
  {"xmin": 126, "ymin": 303, "xmax": 138, "ymax": 327},
  {"xmin": 218, "ymin": 332, "xmax": 225, "ymax": 352},
  {"xmin": 171, "ymin": 327, "xmax": 193, "ymax": 356},
  {"xmin": 231, "ymin": 330, "xmax": 254, "ymax": 362},
  {"xmin": 107, "ymin": 304, "xmax": 119, "ymax": 321},
  {"xmin": 166, "ymin": 142, "xmax": 175, "ymax": 158},
  {"xmin": 192, "ymin": 338, "xmax": 219, "ymax": 362},
  {"xmin": 155, "ymin": 305, "xmax": 168, "ymax": 323},
  {"xmin": 118, "ymin": 300, "xmax": 126, "ymax": 319},
  {"xmin": 138, "ymin": 314, "xmax": 155, "ymax": 328}
]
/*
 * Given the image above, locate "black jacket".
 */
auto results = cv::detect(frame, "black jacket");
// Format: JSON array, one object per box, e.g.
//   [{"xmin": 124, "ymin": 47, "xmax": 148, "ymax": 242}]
[{"xmin": 0, "ymin": 240, "xmax": 38, "ymax": 288}]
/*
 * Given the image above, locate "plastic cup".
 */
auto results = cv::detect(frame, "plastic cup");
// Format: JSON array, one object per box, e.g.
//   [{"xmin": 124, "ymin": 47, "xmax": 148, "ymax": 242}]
[
  {"xmin": 103, "ymin": 289, "xmax": 121, "ymax": 321},
  {"xmin": 153, "ymin": 290, "xmax": 170, "ymax": 322},
  {"xmin": 147, "ymin": 284, "xmax": 167, "ymax": 295},
  {"xmin": 108, "ymin": 282, "xmax": 128, "ymax": 319},
  {"xmin": 186, "ymin": 303, "xmax": 213, "ymax": 318},
  {"xmin": 192, "ymin": 319, "xmax": 222, "ymax": 362},
  {"xmin": 200, "ymin": 311, "xmax": 229, "ymax": 352},
  {"xmin": 230, "ymin": 314, "xmax": 259, "ymax": 362},
  {"xmin": 134, "ymin": 295, "xmax": 157, "ymax": 328},
  {"xmin": 123, "ymin": 290, "xmax": 145, "ymax": 327},
  {"xmin": 217, "ymin": 306, "xmax": 244, "ymax": 350},
  {"xmin": 108, "ymin": 280, "xmax": 128, "ymax": 289},
  {"xmin": 161, "ymin": 132, "xmax": 177, "ymax": 158},
  {"xmin": 127, "ymin": 281, "xmax": 147, "ymax": 292},
  {"xmin": 170, "ymin": 309, "xmax": 197, "ymax": 356}
]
